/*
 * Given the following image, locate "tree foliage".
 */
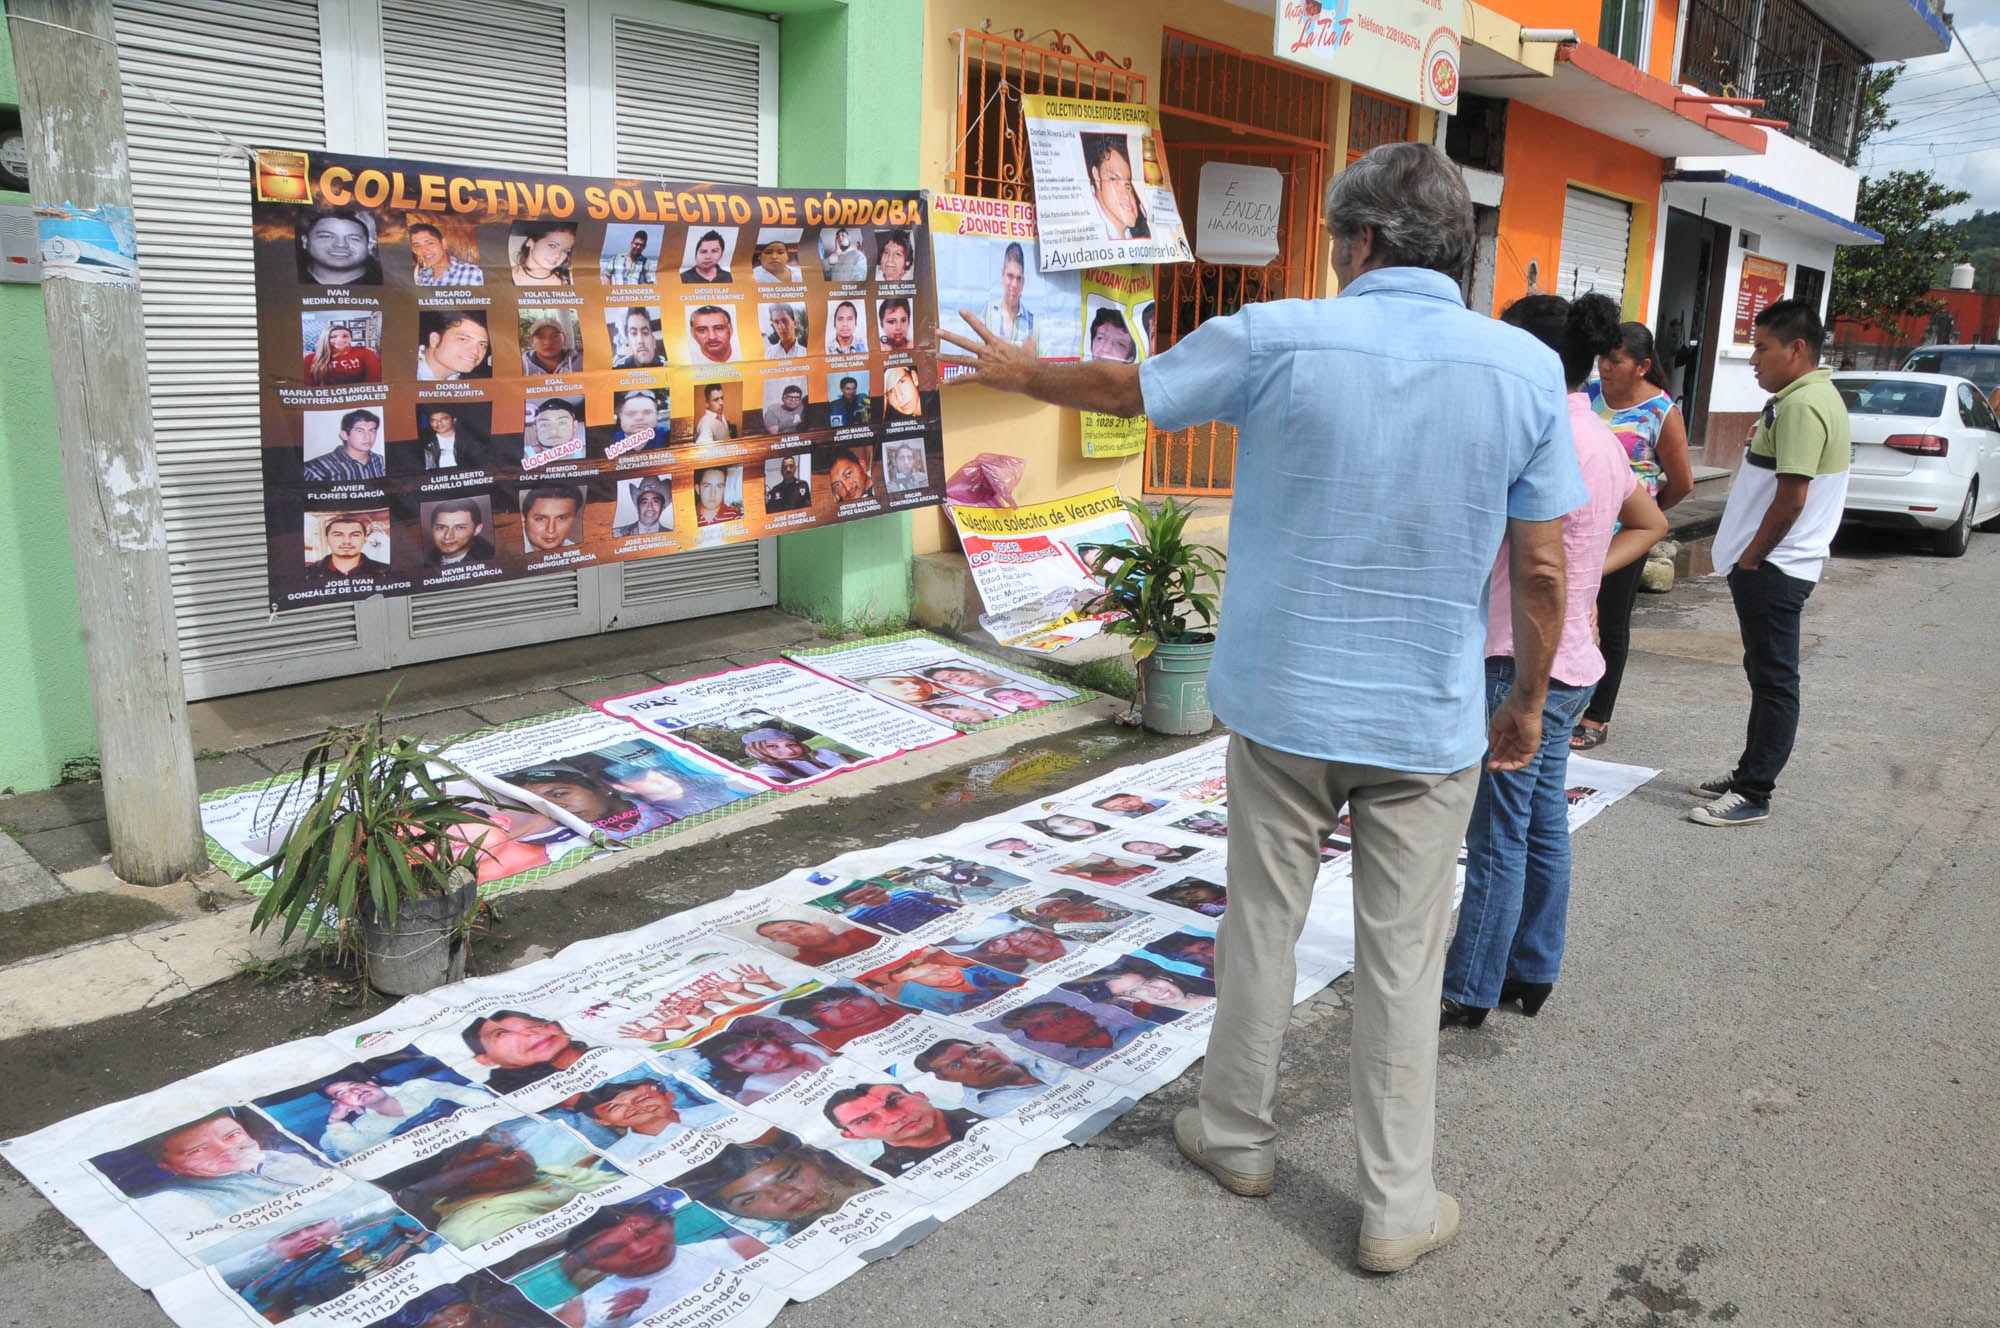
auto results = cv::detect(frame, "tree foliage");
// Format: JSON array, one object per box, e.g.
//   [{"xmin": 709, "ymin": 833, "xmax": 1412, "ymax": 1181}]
[
  {"xmin": 1847, "ymin": 64, "xmax": 1901, "ymax": 166},
  {"xmin": 1831, "ymin": 170, "xmax": 1971, "ymax": 335}
]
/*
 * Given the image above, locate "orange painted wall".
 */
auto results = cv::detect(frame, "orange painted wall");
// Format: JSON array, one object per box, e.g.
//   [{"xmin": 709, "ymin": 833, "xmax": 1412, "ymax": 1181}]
[
  {"xmin": 1479, "ymin": 0, "xmax": 1681, "ymax": 81},
  {"xmin": 1491, "ymin": 102, "xmax": 1664, "ymax": 319}
]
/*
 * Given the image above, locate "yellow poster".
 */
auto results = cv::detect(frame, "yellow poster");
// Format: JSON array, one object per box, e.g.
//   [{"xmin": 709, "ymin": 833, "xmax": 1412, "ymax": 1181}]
[{"xmin": 1078, "ymin": 266, "xmax": 1154, "ymax": 458}]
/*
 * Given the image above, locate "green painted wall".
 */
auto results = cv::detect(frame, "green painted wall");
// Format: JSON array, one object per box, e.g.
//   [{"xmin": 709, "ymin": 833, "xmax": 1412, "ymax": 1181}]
[{"xmin": 773, "ymin": 0, "xmax": 924, "ymax": 628}]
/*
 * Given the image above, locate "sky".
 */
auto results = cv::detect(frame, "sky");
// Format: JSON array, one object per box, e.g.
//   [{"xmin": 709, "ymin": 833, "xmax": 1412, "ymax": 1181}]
[{"xmin": 1854, "ymin": 0, "xmax": 2000, "ymax": 220}]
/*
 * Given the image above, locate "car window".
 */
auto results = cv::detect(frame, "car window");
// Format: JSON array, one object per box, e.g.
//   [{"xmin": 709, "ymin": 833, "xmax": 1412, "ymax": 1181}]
[
  {"xmin": 1900, "ymin": 349, "xmax": 2000, "ymax": 394},
  {"xmin": 1958, "ymin": 383, "xmax": 1981, "ymax": 427},
  {"xmin": 1973, "ymin": 390, "xmax": 2000, "ymax": 433},
  {"xmin": 1835, "ymin": 378, "xmax": 1946, "ymax": 417}
]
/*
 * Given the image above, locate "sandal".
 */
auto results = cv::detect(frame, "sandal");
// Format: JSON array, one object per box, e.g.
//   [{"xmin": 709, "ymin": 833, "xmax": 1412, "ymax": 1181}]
[{"xmin": 1569, "ymin": 723, "xmax": 1607, "ymax": 751}]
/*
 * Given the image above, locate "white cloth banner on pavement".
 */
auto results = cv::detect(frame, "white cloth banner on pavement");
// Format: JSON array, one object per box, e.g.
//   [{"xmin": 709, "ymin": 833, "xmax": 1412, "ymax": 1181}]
[{"xmin": 6, "ymin": 741, "xmax": 1654, "ymax": 1328}]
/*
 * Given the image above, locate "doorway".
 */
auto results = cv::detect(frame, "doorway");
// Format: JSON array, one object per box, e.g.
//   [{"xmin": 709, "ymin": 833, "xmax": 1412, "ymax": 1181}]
[{"xmin": 1658, "ymin": 206, "xmax": 1731, "ymax": 454}]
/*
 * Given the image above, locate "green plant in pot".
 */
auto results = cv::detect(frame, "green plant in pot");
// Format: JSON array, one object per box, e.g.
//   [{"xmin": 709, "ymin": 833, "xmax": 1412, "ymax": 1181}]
[
  {"xmin": 1079, "ymin": 496, "xmax": 1226, "ymax": 735},
  {"xmin": 244, "ymin": 698, "xmax": 495, "ymax": 996}
]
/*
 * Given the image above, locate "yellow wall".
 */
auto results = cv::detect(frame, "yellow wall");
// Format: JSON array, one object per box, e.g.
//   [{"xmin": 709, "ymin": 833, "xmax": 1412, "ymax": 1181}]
[{"xmin": 916, "ymin": 2, "xmax": 1360, "ymax": 555}]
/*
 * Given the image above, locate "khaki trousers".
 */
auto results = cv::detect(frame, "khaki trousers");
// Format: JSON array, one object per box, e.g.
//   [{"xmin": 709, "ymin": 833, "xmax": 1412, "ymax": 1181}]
[{"xmin": 1196, "ymin": 735, "xmax": 1479, "ymax": 1238}]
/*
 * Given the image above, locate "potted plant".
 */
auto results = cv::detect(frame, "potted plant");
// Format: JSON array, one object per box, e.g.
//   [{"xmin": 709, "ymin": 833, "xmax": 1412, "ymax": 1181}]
[
  {"xmin": 244, "ymin": 698, "xmax": 494, "ymax": 996},
  {"xmin": 1079, "ymin": 496, "xmax": 1226, "ymax": 735}
]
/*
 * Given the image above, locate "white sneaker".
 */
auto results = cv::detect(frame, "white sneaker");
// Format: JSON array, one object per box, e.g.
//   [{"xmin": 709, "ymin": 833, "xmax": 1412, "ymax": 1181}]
[{"xmin": 1689, "ymin": 791, "xmax": 1770, "ymax": 827}]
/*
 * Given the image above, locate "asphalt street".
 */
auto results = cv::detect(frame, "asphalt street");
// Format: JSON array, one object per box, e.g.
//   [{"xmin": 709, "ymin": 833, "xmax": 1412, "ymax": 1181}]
[{"xmin": 2, "ymin": 527, "xmax": 1995, "ymax": 1327}]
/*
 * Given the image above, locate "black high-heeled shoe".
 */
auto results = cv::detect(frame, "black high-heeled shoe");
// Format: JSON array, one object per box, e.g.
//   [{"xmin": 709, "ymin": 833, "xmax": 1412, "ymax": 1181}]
[
  {"xmin": 1499, "ymin": 979, "xmax": 1553, "ymax": 1016},
  {"xmin": 1439, "ymin": 997, "xmax": 1489, "ymax": 1029}
]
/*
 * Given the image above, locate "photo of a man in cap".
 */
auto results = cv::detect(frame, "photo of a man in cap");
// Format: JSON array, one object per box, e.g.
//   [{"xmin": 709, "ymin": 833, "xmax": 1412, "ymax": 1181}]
[
  {"xmin": 520, "ymin": 313, "xmax": 583, "ymax": 375},
  {"xmin": 614, "ymin": 477, "xmax": 673, "ymax": 537}
]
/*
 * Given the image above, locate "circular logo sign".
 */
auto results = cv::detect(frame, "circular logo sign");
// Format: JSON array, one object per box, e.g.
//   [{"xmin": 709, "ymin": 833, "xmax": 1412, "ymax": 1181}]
[{"xmin": 1424, "ymin": 28, "xmax": 1461, "ymax": 111}]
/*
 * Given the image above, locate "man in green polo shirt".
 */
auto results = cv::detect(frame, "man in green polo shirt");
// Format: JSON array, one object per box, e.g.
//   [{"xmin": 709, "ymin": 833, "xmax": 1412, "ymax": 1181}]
[{"xmin": 1692, "ymin": 298, "xmax": 1850, "ymax": 827}]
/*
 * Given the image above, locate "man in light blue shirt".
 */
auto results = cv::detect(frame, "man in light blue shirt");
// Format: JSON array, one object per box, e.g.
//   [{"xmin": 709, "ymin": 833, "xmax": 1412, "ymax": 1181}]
[{"xmin": 942, "ymin": 142, "xmax": 1585, "ymax": 1274}]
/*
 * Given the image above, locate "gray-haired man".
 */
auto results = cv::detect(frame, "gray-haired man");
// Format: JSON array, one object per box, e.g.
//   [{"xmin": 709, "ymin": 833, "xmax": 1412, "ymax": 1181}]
[{"xmin": 941, "ymin": 142, "xmax": 1585, "ymax": 1273}]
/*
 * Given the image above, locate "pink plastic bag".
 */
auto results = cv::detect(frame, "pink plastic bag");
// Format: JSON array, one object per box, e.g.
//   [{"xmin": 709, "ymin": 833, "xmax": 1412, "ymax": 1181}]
[{"xmin": 945, "ymin": 453, "xmax": 1028, "ymax": 509}]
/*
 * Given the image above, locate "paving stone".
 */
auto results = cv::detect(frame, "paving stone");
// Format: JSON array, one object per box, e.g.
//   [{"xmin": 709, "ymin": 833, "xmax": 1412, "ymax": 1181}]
[
  {"xmin": 0, "ymin": 834, "xmax": 68, "ymax": 911},
  {"xmin": 17, "ymin": 821, "xmax": 113, "ymax": 875},
  {"xmin": 465, "ymin": 689, "xmax": 582, "ymax": 727},
  {"xmin": 0, "ymin": 781, "xmax": 109, "ymax": 835},
  {"xmin": 196, "ymin": 752, "xmax": 281, "ymax": 795}
]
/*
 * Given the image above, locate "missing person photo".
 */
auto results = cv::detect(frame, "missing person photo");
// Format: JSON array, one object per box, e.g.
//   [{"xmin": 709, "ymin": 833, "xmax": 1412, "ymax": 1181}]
[
  {"xmin": 519, "ymin": 308, "xmax": 585, "ymax": 376},
  {"xmin": 1060, "ymin": 954, "xmax": 1216, "ymax": 1023},
  {"xmin": 300, "ymin": 310, "xmax": 383, "ymax": 386},
  {"xmin": 412, "ymin": 403, "xmax": 497, "ymax": 473},
  {"xmin": 689, "ymin": 381, "xmax": 739, "ymax": 444},
  {"xmin": 559, "ymin": 1067, "xmax": 734, "ymax": 1163},
  {"xmin": 693, "ymin": 465, "xmax": 744, "ymax": 528},
  {"xmin": 416, "ymin": 308, "xmax": 493, "ymax": 381},
  {"xmin": 421, "ymin": 496, "xmax": 497, "ymax": 568},
  {"xmin": 686, "ymin": 303, "xmax": 741, "ymax": 365},
  {"xmin": 734, "ymin": 910, "xmax": 882, "ymax": 966},
  {"xmin": 600, "ymin": 222, "xmax": 660, "ymax": 286},
  {"xmin": 882, "ymin": 367, "xmax": 924, "ymax": 423},
  {"xmin": 934, "ymin": 914, "xmax": 1075, "ymax": 975},
  {"xmin": 516, "ymin": 480, "xmax": 587, "ymax": 555},
  {"xmin": 608, "ymin": 304, "xmax": 667, "ymax": 368},
  {"xmin": 876, "ymin": 297, "xmax": 913, "ymax": 354},
  {"xmin": 301, "ymin": 406, "xmax": 386, "ymax": 484},
  {"xmin": 1080, "ymin": 129, "xmax": 1151, "ymax": 241},
  {"xmin": 1083, "ymin": 300, "xmax": 1139, "ymax": 363},
  {"xmin": 675, "ymin": 1127, "xmax": 881, "ymax": 1239},
  {"xmin": 817, "ymin": 225, "xmax": 871, "ymax": 283},
  {"xmin": 825, "ymin": 372, "xmax": 874, "ymax": 429},
  {"xmin": 294, "ymin": 206, "xmax": 381, "ymax": 285},
  {"xmin": 612, "ymin": 475, "xmax": 673, "ymax": 537},
  {"xmin": 254, "ymin": 1050, "xmax": 494, "ymax": 1161},
  {"xmin": 763, "ymin": 454, "xmax": 812, "ymax": 513},
  {"xmin": 759, "ymin": 378, "xmax": 810, "ymax": 435},
  {"xmin": 680, "ymin": 227, "xmax": 738, "ymax": 284},
  {"xmin": 855, "ymin": 946, "xmax": 1023, "ymax": 1016},
  {"xmin": 377, "ymin": 1117, "xmax": 623, "ymax": 1249},
  {"xmin": 1148, "ymin": 877, "xmax": 1228, "ymax": 917},
  {"xmin": 1008, "ymin": 887, "xmax": 1140, "ymax": 941},
  {"xmin": 208, "ymin": 1192, "xmax": 443, "ymax": 1321},
  {"xmin": 406, "ymin": 215, "xmax": 483, "ymax": 287},
  {"xmin": 302, "ymin": 508, "xmax": 390, "ymax": 590},
  {"xmin": 521, "ymin": 394, "xmax": 587, "ymax": 466},
  {"xmin": 509, "ymin": 219, "xmax": 577, "ymax": 287},
  {"xmin": 976, "ymin": 985, "xmax": 1150, "ymax": 1068},
  {"xmin": 825, "ymin": 298, "xmax": 868, "ymax": 355},
  {"xmin": 610, "ymin": 388, "xmax": 668, "ymax": 454},
  {"xmin": 675, "ymin": 1015, "xmax": 831, "ymax": 1104},
  {"xmin": 825, "ymin": 444, "xmax": 877, "ymax": 506},
  {"xmin": 90, "ymin": 1108, "xmax": 334, "ymax": 1235},
  {"xmin": 874, "ymin": 228, "xmax": 915, "ymax": 283},
  {"xmin": 751, "ymin": 228, "xmax": 804, "ymax": 284},
  {"xmin": 504, "ymin": 1190, "xmax": 766, "ymax": 1325},
  {"xmin": 759, "ymin": 301, "xmax": 810, "ymax": 360}
]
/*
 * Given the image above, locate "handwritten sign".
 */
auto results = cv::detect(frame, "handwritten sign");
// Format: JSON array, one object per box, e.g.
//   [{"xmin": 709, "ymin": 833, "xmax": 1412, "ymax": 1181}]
[{"xmin": 1194, "ymin": 163, "xmax": 1283, "ymax": 266}]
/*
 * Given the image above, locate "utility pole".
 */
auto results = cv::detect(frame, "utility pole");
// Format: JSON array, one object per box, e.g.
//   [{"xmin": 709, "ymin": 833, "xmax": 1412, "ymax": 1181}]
[{"xmin": 8, "ymin": 0, "xmax": 204, "ymax": 884}]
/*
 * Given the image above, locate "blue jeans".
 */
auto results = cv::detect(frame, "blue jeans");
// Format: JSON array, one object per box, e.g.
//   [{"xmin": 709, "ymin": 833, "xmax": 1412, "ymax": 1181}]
[{"xmin": 1442, "ymin": 659, "xmax": 1595, "ymax": 1008}]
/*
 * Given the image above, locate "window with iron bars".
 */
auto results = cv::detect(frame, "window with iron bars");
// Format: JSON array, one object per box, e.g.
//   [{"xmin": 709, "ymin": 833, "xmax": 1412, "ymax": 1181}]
[
  {"xmin": 947, "ymin": 29, "xmax": 1147, "ymax": 201},
  {"xmin": 1145, "ymin": 30, "xmax": 1333, "ymax": 497},
  {"xmin": 1680, "ymin": 0, "xmax": 1866, "ymax": 162}
]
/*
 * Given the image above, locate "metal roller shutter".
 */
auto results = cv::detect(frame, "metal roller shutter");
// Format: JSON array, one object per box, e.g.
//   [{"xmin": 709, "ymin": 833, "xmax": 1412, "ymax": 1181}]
[
  {"xmin": 1558, "ymin": 186, "xmax": 1632, "ymax": 305},
  {"xmin": 599, "ymin": 0, "xmax": 774, "ymax": 621},
  {"xmin": 114, "ymin": 0, "xmax": 374, "ymax": 699}
]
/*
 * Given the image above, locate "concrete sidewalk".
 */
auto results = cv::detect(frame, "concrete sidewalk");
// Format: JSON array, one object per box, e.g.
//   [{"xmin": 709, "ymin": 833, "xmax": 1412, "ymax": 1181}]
[{"xmin": 0, "ymin": 608, "xmax": 1134, "ymax": 1038}]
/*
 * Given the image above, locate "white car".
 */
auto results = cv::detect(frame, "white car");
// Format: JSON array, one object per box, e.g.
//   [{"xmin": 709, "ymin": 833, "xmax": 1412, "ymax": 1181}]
[{"xmin": 1833, "ymin": 371, "xmax": 2000, "ymax": 557}]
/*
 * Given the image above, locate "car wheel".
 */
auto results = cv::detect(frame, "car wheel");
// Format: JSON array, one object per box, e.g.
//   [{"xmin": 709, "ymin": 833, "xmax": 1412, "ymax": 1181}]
[{"xmin": 1934, "ymin": 483, "xmax": 1975, "ymax": 557}]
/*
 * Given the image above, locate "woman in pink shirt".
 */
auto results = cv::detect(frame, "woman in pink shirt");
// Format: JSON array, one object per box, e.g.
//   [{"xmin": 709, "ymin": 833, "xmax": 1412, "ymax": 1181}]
[{"xmin": 1441, "ymin": 293, "xmax": 1667, "ymax": 1029}]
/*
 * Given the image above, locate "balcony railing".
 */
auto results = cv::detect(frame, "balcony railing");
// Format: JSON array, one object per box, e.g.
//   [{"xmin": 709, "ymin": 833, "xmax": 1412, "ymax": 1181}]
[{"xmin": 1682, "ymin": 0, "xmax": 1869, "ymax": 162}]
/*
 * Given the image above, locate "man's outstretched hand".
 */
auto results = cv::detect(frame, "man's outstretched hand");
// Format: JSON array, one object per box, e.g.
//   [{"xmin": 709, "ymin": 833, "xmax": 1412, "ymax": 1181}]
[{"xmin": 940, "ymin": 309, "xmax": 1039, "ymax": 394}]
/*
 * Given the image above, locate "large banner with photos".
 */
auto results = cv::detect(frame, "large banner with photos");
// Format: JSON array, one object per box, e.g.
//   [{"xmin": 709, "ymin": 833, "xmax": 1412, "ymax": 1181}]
[
  {"xmin": 6, "ymin": 743, "xmax": 1652, "ymax": 1328},
  {"xmin": 248, "ymin": 149, "xmax": 944, "ymax": 611}
]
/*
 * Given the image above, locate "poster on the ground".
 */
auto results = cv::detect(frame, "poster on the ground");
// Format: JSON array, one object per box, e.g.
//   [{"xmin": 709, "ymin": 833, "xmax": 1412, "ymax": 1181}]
[
  {"xmin": 11, "ymin": 738, "xmax": 1657, "ymax": 1328},
  {"xmin": 248, "ymin": 148, "xmax": 944, "ymax": 611},
  {"xmin": 785, "ymin": 631, "xmax": 1085, "ymax": 728},
  {"xmin": 594, "ymin": 662, "xmax": 959, "ymax": 790},
  {"xmin": 1018, "ymin": 98, "xmax": 1191, "ymax": 272},
  {"xmin": 1077, "ymin": 267, "xmax": 1154, "ymax": 458},
  {"xmin": 948, "ymin": 487, "xmax": 1138, "ymax": 649},
  {"xmin": 927, "ymin": 194, "xmax": 1081, "ymax": 375}
]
